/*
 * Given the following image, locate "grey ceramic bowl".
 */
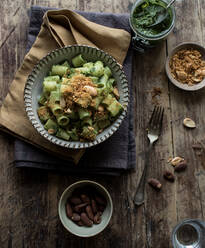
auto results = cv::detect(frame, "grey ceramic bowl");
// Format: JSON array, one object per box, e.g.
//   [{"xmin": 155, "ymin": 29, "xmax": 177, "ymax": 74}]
[
  {"xmin": 24, "ymin": 45, "xmax": 129, "ymax": 149},
  {"xmin": 165, "ymin": 42, "xmax": 205, "ymax": 91},
  {"xmin": 58, "ymin": 180, "xmax": 113, "ymax": 237}
]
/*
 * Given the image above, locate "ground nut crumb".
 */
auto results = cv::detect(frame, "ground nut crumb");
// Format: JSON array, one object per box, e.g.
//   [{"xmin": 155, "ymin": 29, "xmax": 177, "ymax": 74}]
[{"xmin": 169, "ymin": 48, "xmax": 205, "ymax": 86}]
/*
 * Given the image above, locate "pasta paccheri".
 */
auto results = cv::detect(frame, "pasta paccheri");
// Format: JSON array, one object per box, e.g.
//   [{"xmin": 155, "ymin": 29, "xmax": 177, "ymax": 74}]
[{"xmin": 37, "ymin": 54, "xmax": 124, "ymax": 142}]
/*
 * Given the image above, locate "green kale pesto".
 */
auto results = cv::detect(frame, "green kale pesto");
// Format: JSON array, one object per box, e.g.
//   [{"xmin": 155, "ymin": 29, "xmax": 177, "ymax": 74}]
[{"xmin": 132, "ymin": 0, "xmax": 173, "ymax": 37}]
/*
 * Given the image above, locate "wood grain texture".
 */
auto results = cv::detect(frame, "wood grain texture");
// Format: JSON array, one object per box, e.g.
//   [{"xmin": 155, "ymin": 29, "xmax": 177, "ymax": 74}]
[{"xmin": 0, "ymin": 0, "xmax": 205, "ymax": 247}]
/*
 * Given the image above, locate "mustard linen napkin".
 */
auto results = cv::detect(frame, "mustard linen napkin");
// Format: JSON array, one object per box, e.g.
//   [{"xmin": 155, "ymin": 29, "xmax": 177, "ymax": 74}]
[{"xmin": 0, "ymin": 9, "xmax": 131, "ymax": 164}]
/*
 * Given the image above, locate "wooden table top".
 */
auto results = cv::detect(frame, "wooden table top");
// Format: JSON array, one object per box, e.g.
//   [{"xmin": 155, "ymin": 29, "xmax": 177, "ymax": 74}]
[{"xmin": 1, "ymin": 0, "xmax": 205, "ymax": 247}]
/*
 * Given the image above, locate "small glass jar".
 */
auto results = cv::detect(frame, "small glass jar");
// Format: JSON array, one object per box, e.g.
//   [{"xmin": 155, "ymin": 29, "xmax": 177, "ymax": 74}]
[
  {"xmin": 171, "ymin": 219, "xmax": 205, "ymax": 248},
  {"xmin": 129, "ymin": 0, "xmax": 176, "ymax": 52}
]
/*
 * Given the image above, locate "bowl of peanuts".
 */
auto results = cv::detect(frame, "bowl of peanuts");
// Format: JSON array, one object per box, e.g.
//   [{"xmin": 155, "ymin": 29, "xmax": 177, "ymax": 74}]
[
  {"xmin": 58, "ymin": 180, "xmax": 113, "ymax": 237},
  {"xmin": 165, "ymin": 42, "xmax": 205, "ymax": 91}
]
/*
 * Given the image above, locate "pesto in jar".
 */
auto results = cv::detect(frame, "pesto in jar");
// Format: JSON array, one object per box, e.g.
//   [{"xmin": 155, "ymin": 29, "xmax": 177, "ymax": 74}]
[{"xmin": 131, "ymin": 0, "xmax": 173, "ymax": 37}]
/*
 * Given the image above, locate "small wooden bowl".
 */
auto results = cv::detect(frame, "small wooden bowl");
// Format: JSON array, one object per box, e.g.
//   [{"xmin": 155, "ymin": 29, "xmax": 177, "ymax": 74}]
[{"xmin": 165, "ymin": 42, "xmax": 205, "ymax": 91}]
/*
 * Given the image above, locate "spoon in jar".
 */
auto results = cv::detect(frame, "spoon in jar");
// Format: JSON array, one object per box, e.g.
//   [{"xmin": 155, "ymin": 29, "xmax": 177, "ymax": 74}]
[{"xmin": 147, "ymin": 0, "xmax": 176, "ymax": 28}]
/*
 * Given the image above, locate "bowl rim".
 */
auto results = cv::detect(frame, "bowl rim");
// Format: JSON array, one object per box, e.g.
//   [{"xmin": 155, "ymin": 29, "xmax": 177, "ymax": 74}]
[
  {"xmin": 165, "ymin": 42, "xmax": 205, "ymax": 91},
  {"xmin": 24, "ymin": 45, "xmax": 129, "ymax": 149},
  {"xmin": 58, "ymin": 180, "xmax": 113, "ymax": 237}
]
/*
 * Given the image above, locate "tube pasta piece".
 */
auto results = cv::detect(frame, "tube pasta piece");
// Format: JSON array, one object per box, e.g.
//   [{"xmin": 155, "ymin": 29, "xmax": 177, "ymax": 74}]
[
  {"xmin": 99, "ymin": 74, "xmax": 109, "ymax": 85},
  {"xmin": 81, "ymin": 126, "xmax": 97, "ymax": 141},
  {"xmin": 107, "ymin": 100, "xmax": 124, "ymax": 117},
  {"xmin": 37, "ymin": 106, "xmax": 51, "ymax": 122},
  {"xmin": 57, "ymin": 115, "xmax": 70, "ymax": 126},
  {"xmin": 51, "ymin": 65, "xmax": 69, "ymax": 76},
  {"xmin": 107, "ymin": 78, "xmax": 115, "ymax": 86},
  {"xmin": 98, "ymin": 119, "xmax": 110, "ymax": 129},
  {"xmin": 102, "ymin": 94, "xmax": 115, "ymax": 106},
  {"xmin": 78, "ymin": 108, "xmax": 91, "ymax": 120},
  {"xmin": 104, "ymin": 66, "xmax": 112, "ymax": 77},
  {"xmin": 89, "ymin": 76, "xmax": 99, "ymax": 84},
  {"xmin": 72, "ymin": 54, "xmax": 87, "ymax": 67},
  {"xmin": 44, "ymin": 75, "xmax": 60, "ymax": 82},
  {"xmin": 90, "ymin": 61, "xmax": 104, "ymax": 77},
  {"xmin": 44, "ymin": 119, "xmax": 58, "ymax": 134},
  {"xmin": 56, "ymin": 128, "xmax": 70, "ymax": 140},
  {"xmin": 66, "ymin": 128, "xmax": 79, "ymax": 141},
  {"xmin": 49, "ymin": 91, "xmax": 61, "ymax": 105},
  {"xmin": 43, "ymin": 81, "xmax": 57, "ymax": 92},
  {"xmin": 83, "ymin": 62, "xmax": 94, "ymax": 68},
  {"xmin": 38, "ymin": 95, "xmax": 47, "ymax": 106},
  {"xmin": 51, "ymin": 104, "xmax": 63, "ymax": 116},
  {"xmin": 61, "ymin": 60, "xmax": 71, "ymax": 68},
  {"xmin": 82, "ymin": 117, "xmax": 92, "ymax": 126},
  {"xmin": 90, "ymin": 96, "xmax": 103, "ymax": 109}
]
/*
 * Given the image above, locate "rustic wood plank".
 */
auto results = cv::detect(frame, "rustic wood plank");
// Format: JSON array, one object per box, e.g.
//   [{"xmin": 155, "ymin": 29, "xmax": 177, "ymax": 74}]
[
  {"xmin": 167, "ymin": 0, "xmax": 204, "ymax": 225},
  {"xmin": 129, "ymin": 42, "xmax": 176, "ymax": 247}
]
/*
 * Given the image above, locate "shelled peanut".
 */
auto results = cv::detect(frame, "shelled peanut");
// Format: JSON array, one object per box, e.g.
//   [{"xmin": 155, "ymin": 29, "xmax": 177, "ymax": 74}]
[{"xmin": 65, "ymin": 187, "xmax": 107, "ymax": 227}]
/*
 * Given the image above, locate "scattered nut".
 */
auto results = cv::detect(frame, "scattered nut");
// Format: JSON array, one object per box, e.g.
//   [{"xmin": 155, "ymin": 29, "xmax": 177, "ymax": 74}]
[
  {"xmin": 171, "ymin": 157, "xmax": 185, "ymax": 167},
  {"xmin": 148, "ymin": 178, "xmax": 162, "ymax": 190},
  {"xmin": 163, "ymin": 170, "xmax": 175, "ymax": 182},
  {"xmin": 174, "ymin": 161, "xmax": 187, "ymax": 172},
  {"xmin": 183, "ymin": 118, "xmax": 196, "ymax": 128}
]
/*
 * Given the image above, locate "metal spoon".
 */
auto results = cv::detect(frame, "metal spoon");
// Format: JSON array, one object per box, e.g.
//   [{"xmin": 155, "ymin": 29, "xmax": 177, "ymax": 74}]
[{"xmin": 147, "ymin": 0, "xmax": 176, "ymax": 28}]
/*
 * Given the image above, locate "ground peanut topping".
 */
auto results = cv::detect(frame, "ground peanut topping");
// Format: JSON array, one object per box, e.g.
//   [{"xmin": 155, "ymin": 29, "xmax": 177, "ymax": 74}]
[{"xmin": 169, "ymin": 48, "xmax": 205, "ymax": 86}]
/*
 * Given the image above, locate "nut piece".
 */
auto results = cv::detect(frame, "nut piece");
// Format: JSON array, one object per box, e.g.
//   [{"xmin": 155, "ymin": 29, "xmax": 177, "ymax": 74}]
[
  {"xmin": 74, "ymin": 203, "xmax": 88, "ymax": 213},
  {"xmin": 69, "ymin": 196, "xmax": 82, "ymax": 205},
  {"xmin": 66, "ymin": 202, "xmax": 73, "ymax": 218},
  {"xmin": 113, "ymin": 87, "xmax": 120, "ymax": 99},
  {"xmin": 85, "ymin": 205, "xmax": 94, "ymax": 221},
  {"xmin": 95, "ymin": 196, "xmax": 106, "ymax": 206},
  {"xmin": 84, "ymin": 85, "xmax": 97, "ymax": 96},
  {"xmin": 174, "ymin": 161, "xmax": 187, "ymax": 172},
  {"xmin": 80, "ymin": 213, "xmax": 93, "ymax": 227},
  {"xmin": 183, "ymin": 118, "xmax": 196, "ymax": 128},
  {"xmin": 91, "ymin": 199, "xmax": 98, "ymax": 214},
  {"xmin": 71, "ymin": 213, "xmax": 81, "ymax": 222},
  {"xmin": 76, "ymin": 221, "xmax": 84, "ymax": 226},
  {"xmin": 93, "ymin": 212, "xmax": 102, "ymax": 224},
  {"xmin": 171, "ymin": 157, "xmax": 185, "ymax": 167},
  {"xmin": 148, "ymin": 178, "xmax": 162, "ymax": 190},
  {"xmin": 80, "ymin": 194, "xmax": 91, "ymax": 204},
  {"xmin": 163, "ymin": 170, "xmax": 175, "ymax": 182}
]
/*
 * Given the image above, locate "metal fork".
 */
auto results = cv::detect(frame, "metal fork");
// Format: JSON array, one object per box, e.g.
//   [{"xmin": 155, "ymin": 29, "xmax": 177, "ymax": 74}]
[{"xmin": 134, "ymin": 106, "xmax": 164, "ymax": 206}]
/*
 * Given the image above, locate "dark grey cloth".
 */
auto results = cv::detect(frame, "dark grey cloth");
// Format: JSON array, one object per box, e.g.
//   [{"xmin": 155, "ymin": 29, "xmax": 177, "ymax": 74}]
[{"xmin": 14, "ymin": 6, "xmax": 136, "ymax": 176}]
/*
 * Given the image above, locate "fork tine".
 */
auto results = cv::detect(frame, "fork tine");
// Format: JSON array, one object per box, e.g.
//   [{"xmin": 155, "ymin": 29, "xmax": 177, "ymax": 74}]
[
  {"xmin": 150, "ymin": 106, "xmax": 160, "ymax": 128},
  {"xmin": 148, "ymin": 106, "xmax": 157, "ymax": 127},
  {"xmin": 158, "ymin": 107, "xmax": 164, "ymax": 131}
]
